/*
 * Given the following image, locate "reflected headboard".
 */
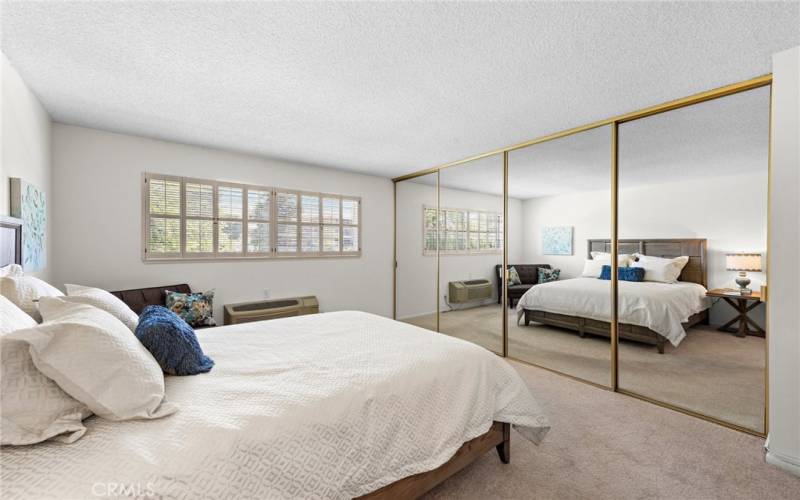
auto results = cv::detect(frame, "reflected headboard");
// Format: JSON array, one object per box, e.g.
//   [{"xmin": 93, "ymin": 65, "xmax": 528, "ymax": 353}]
[
  {"xmin": 0, "ymin": 216, "xmax": 23, "ymax": 268},
  {"xmin": 587, "ymin": 238, "xmax": 707, "ymax": 288}
]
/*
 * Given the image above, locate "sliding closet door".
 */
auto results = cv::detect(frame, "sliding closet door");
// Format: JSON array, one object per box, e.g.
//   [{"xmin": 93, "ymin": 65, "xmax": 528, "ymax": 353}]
[
  {"xmin": 506, "ymin": 126, "xmax": 613, "ymax": 387},
  {"xmin": 395, "ymin": 173, "xmax": 439, "ymax": 330},
  {"xmin": 616, "ymin": 87, "xmax": 769, "ymax": 433},
  {"xmin": 437, "ymin": 155, "xmax": 504, "ymax": 354}
]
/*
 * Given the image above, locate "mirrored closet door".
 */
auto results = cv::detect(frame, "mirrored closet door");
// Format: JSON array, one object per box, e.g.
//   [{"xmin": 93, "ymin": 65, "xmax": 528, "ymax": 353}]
[
  {"xmin": 616, "ymin": 86, "xmax": 770, "ymax": 433},
  {"xmin": 395, "ymin": 172, "xmax": 439, "ymax": 330},
  {"xmin": 437, "ymin": 155, "xmax": 504, "ymax": 354},
  {"xmin": 507, "ymin": 126, "xmax": 613, "ymax": 387}
]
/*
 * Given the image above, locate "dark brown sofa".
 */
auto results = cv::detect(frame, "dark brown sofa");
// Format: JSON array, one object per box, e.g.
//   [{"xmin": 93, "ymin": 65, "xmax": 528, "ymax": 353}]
[
  {"xmin": 494, "ymin": 264, "xmax": 551, "ymax": 308},
  {"xmin": 110, "ymin": 283, "xmax": 192, "ymax": 314}
]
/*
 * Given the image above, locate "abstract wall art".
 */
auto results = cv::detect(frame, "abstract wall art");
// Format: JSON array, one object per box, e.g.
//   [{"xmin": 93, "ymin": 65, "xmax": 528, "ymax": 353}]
[
  {"xmin": 541, "ymin": 225, "xmax": 573, "ymax": 255},
  {"xmin": 10, "ymin": 178, "xmax": 46, "ymax": 271}
]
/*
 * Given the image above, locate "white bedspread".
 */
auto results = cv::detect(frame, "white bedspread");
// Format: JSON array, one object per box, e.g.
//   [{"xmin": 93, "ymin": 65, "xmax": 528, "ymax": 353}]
[
  {"xmin": 516, "ymin": 278, "xmax": 710, "ymax": 346},
  {"xmin": 1, "ymin": 311, "xmax": 549, "ymax": 500}
]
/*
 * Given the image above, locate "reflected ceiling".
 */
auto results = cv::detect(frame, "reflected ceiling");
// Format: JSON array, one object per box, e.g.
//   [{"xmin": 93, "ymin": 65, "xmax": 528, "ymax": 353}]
[{"xmin": 409, "ymin": 87, "xmax": 770, "ymax": 200}]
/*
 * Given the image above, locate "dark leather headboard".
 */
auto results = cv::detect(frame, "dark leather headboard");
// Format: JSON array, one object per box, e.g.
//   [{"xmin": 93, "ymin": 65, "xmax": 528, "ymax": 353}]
[
  {"xmin": 110, "ymin": 284, "xmax": 192, "ymax": 315},
  {"xmin": 587, "ymin": 239, "xmax": 707, "ymax": 287}
]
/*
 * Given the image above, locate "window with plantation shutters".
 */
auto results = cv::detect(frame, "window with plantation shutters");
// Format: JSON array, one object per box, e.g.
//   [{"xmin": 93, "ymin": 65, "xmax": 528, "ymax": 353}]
[
  {"xmin": 143, "ymin": 173, "xmax": 360, "ymax": 260},
  {"xmin": 422, "ymin": 206, "xmax": 502, "ymax": 256}
]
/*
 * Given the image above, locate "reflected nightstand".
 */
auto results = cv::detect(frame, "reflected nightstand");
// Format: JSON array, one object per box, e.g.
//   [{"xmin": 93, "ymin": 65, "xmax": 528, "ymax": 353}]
[{"xmin": 706, "ymin": 288, "xmax": 764, "ymax": 338}]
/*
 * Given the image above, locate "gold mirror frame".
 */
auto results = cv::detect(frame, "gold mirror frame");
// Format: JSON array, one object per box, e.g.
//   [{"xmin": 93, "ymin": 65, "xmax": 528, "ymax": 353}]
[{"xmin": 392, "ymin": 74, "xmax": 772, "ymax": 437}]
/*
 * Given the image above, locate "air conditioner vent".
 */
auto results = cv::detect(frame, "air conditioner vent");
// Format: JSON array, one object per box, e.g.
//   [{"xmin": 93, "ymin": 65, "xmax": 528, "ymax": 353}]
[
  {"xmin": 224, "ymin": 296, "xmax": 319, "ymax": 325},
  {"xmin": 448, "ymin": 279, "xmax": 492, "ymax": 304},
  {"xmin": 232, "ymin": 300, "xmax": 299, "ymax": 312}
]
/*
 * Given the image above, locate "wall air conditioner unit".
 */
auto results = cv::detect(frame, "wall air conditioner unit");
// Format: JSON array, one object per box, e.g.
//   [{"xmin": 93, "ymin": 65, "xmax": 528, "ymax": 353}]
[
  {"xmin": 223, "ymin": 296, "xmax": 319, "ymax": 325},
  {"xmin": 448, "ymin": 279, "xmax": 492, "ymax": 304}
]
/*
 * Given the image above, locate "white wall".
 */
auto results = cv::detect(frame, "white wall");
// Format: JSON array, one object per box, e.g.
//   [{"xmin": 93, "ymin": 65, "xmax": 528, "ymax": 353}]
[
  {"xmin": 766, "ymin": 46, "xmax": 800, "ymax": 477},
  {"xmin": 395, "ymin": 180, "xmax": 522, "ymax": 319},
  {"xmin": 518, "ymin": 172, "xmax": 769, "ymax": 325},
  {"xmin": 51, "ymin": 125, "xmax": 394, "ymax": 319},
  {"xmin": 1, "ymin": 53, "xmax": 52, "ymax": 281}
]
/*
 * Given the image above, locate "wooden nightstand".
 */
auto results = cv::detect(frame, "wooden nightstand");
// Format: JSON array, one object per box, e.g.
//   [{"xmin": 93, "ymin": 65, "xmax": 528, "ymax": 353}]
[{"xmin": 706, "ymin": 288, "xmax": 764, "ymax": 338}]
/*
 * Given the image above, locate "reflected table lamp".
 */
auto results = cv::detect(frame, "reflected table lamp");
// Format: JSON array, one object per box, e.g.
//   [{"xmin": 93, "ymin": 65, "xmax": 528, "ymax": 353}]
[{"xmin": 726, "ymin": 253, "xmax": 762, "ymax": 295}]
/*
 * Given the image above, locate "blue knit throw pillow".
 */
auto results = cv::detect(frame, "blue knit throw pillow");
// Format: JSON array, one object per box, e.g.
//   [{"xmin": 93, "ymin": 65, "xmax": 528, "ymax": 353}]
[
  {"xmin": 135, "ymin": 306, "xmax": 214, "ymax": 376},
  {"xmin": 599, "ymin": 265, "xmax": 645, "ymax": 282}
]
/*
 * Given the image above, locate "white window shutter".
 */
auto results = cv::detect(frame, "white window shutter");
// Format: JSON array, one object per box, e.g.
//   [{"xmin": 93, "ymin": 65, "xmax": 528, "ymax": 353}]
[
  {"xmin": 246, "ymin": 188, "xmax": 271, "ymax": 254},
  {"xmin": 185, "ymin": 181, "xmax": 214, "ymax": 254},
  {"xmin": 146, "ymin": 176, "xmax": 181, "ymax": 256},
  {"xmin": 216, "ymin": 185, "xmax": 244, "ymax": 254},
  {"xmin": 276, "ymin": 190, "xmax": 299, "ymax": 253}
]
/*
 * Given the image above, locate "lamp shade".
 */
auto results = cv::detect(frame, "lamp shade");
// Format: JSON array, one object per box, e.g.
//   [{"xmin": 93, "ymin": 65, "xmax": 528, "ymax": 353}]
[{"xmin": 725, "ymin": 253, "xmax": 762, "ymax": 272}]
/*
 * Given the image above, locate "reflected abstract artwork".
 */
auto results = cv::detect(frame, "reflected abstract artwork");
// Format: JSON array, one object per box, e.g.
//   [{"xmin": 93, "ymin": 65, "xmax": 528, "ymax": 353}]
[{"xmin": 542, "ymin": 226, "xmax": 573, "ymax": 255}]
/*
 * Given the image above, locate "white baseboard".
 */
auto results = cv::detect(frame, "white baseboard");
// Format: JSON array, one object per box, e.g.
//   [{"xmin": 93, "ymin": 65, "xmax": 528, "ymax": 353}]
[{"xmin": 766, "ymin": 448, "xmax": 800, "ymax": 477}]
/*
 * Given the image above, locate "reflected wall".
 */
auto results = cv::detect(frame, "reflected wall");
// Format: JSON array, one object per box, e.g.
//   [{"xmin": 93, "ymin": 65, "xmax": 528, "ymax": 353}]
[{"xmin": 438, "ymin": 155, "xmax": 505, "ymax": 354}]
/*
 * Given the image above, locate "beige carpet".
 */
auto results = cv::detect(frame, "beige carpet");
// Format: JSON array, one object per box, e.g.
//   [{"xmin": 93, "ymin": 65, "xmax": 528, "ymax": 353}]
[
  {"xmin": 403, "ymin": 304, "xmax": 765, "ymax": 432},
  {"xmin": 422, "ymin": 361, "xmax": 799, "ymax": 500}
]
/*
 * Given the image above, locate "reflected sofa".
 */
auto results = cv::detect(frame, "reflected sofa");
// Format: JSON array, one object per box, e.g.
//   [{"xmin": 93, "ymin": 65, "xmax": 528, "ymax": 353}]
[{"xmin": 494, "ymin": 264, "xmax": 551, "ymax": 308}]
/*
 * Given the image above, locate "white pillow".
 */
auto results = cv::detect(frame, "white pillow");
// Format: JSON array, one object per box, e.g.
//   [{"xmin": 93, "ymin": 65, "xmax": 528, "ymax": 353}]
[
  {"xmin": 7, "ymin": 297, "xmax": 177, "ymax": 421},
  {"xmin": 0, "ymin": 295, "xmax": 36, "ymax": 334},
  {"xmin": 1, "ymin": 335, "xmax": 92, "ymax": 445},
  {"xmin": 64, "ymin": 284, "xmax": 139, "ymax": 332},
  {"xmin": 631, "ymin": 254, "xmax": 690, "ymax": 283},
  {"xmin": 590, "ymin": 251, "xmax": 631, "ymax": 267},
  {"xmin": 581, "ymin": 259, "xmax": 606, "ymax": 278},
  {"xmin": 0, "ymin": 275, "xmax": 64, "ymax": 321},
  {"xmin": 0, "ymin": 263, "xmax": 23, "ymax": 277}
]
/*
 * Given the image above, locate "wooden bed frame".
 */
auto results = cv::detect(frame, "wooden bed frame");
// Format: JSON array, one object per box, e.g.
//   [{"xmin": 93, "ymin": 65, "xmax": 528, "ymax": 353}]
[
  {"xmin": 523, "ymin": 238, "xmax": 710, "ymax": 354},
  {"xmin": 359, "ymin": 421, "xmax": 510, "ymax": 499}
]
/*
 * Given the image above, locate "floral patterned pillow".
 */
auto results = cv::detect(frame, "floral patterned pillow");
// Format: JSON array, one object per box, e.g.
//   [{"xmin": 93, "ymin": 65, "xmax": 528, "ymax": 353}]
[
  {"xmin": 165, "ymin": 290, "xmax": 216, "ymax": 327},
  {"xmin": 538, "ymin": 268, "xmax": 560, "ymax": 283}
]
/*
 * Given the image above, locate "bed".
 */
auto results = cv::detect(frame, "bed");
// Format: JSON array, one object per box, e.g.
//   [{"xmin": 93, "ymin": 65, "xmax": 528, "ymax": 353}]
[
  {"xmin": 1, "ymin": 309, "xmax": 549, "ymax": 499},
  {"xmin": 516, "ymin": 239, "xmax": 711, "ymax": 353}
]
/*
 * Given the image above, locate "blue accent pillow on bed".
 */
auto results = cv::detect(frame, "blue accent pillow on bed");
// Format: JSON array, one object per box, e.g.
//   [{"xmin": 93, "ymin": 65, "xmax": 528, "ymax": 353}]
[
  {"xmin": 135, "ymin": 306, "xmax": 214, "ymax": 376},
  {"xmin": 599, "ymin": 265, "xmax": 645, "ymax": 282}
]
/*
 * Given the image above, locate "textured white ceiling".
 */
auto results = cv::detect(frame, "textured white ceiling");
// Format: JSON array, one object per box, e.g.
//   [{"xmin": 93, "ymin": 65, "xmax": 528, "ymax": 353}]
[{"xmin": 2, "ymin": 2, "xmax": 797, "ymax": 179}]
